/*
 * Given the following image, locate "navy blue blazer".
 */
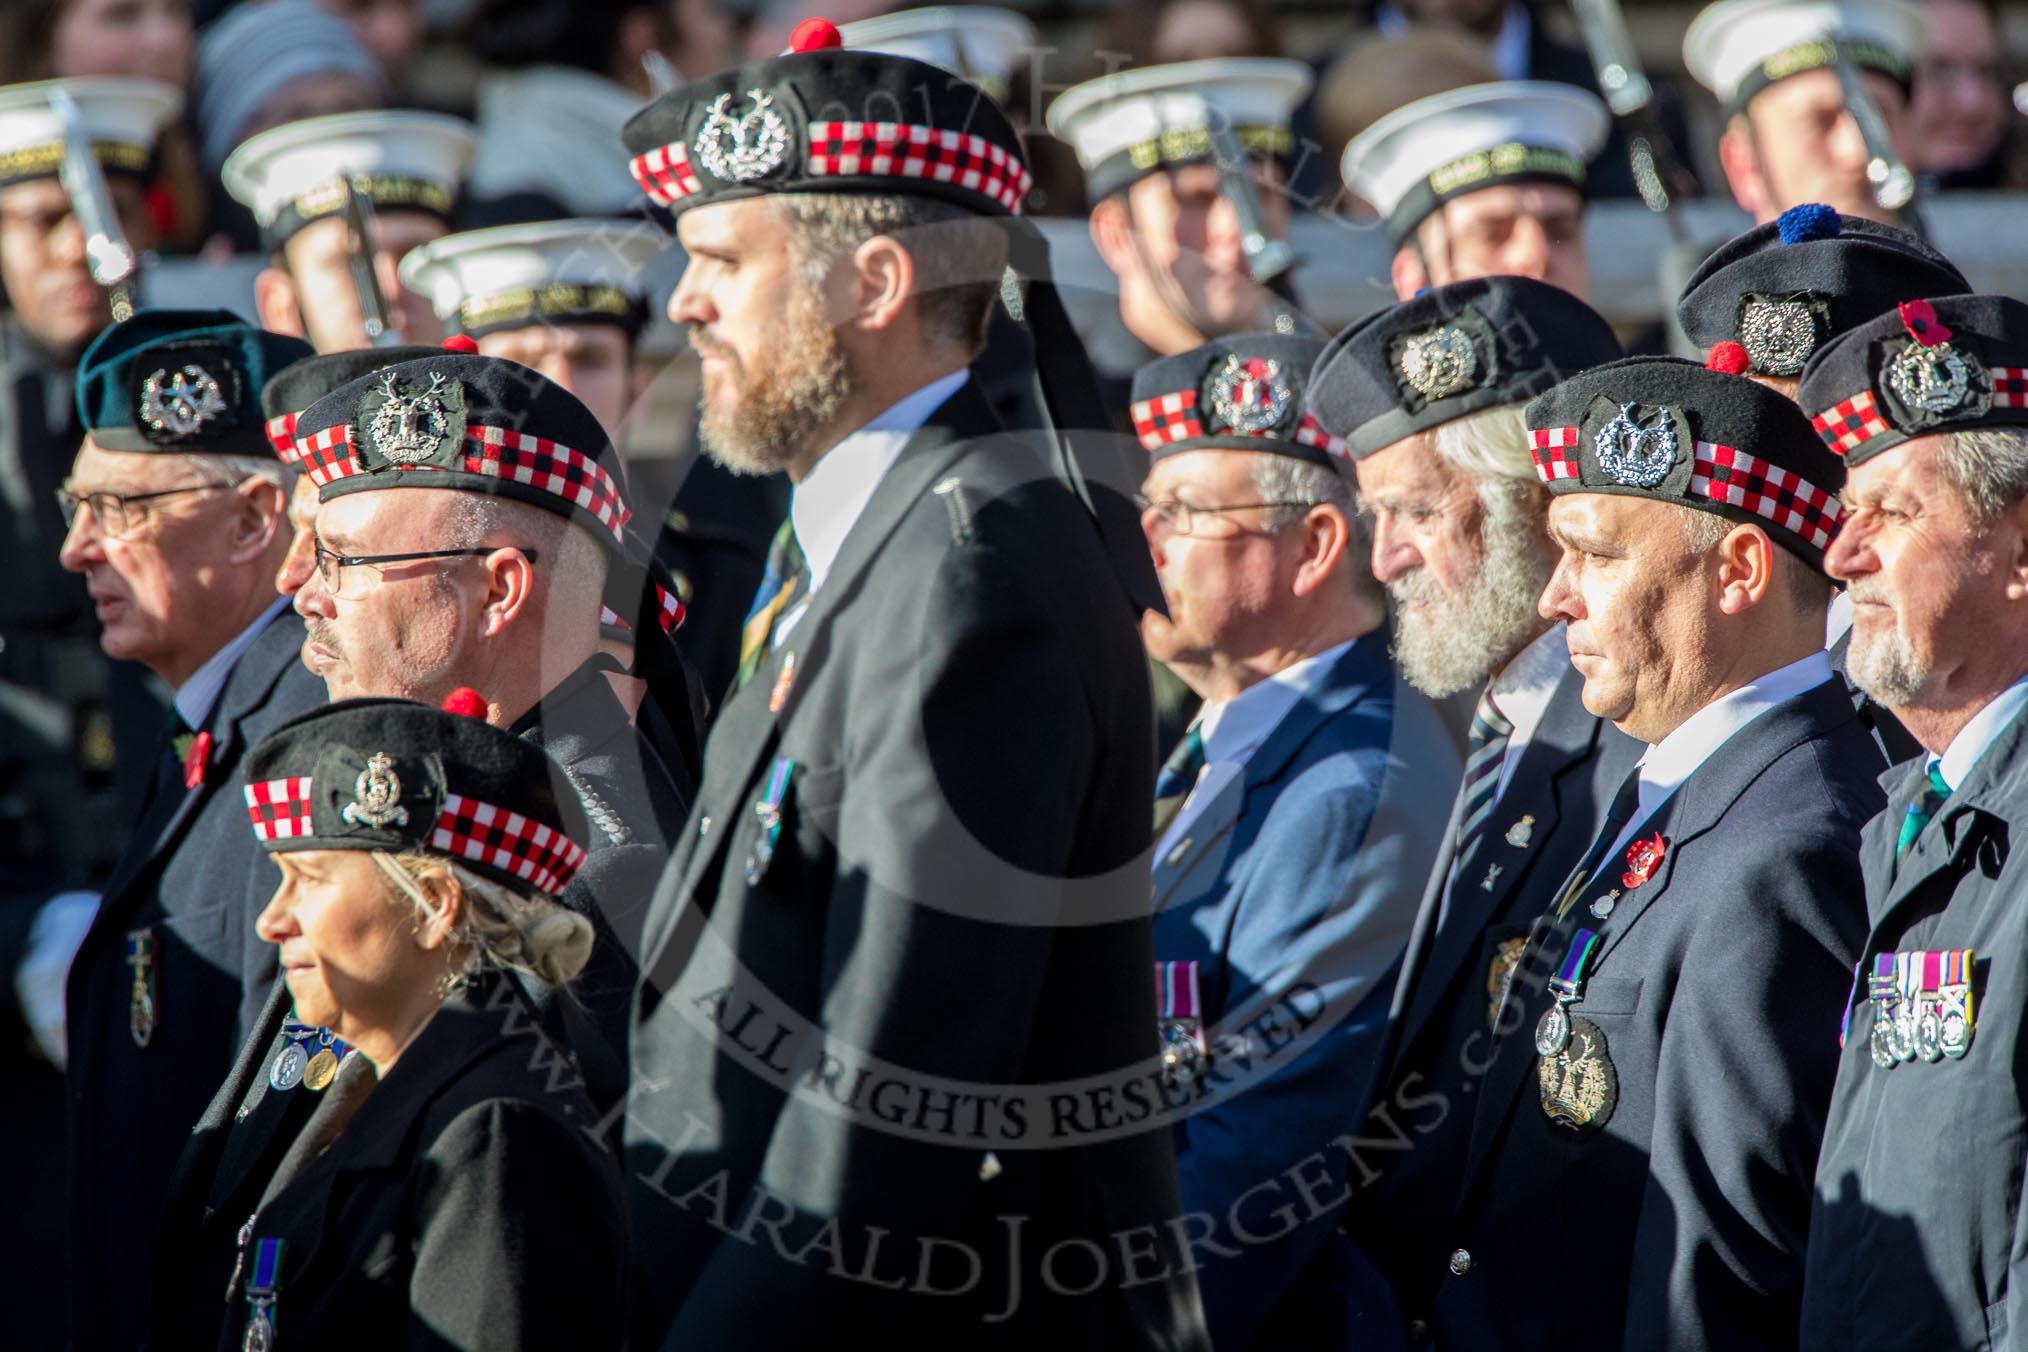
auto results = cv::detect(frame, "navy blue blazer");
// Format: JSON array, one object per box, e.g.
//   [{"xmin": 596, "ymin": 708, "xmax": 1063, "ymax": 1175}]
[
  {"xmin": 1426, "ymin": 676, "xmax": 1885, "ymax": 1351},
  {"xmin": 1151, "ymin": 631, "xmax": 1458, "ymax": 1350}
]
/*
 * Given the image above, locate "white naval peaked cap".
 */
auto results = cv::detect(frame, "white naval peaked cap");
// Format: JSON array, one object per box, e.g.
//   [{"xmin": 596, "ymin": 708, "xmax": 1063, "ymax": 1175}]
[
  {"xmin": 1683, "ymin": 0, "xmax": 1925, "ymax": 109},
  {"xmin": 1045, "ymin": 58, "xmax": 1313, "ymax": 201},
  {"xmin": 0, "ymin": 77, "xmax": 182, "ymax": 188},
  {"xmin": 398, "ymin": 217, "xmax": 668, "ymax": 337},
  {"xmin": 836, "ymin": 7, "xmax": 1037, "ymax": 99},
  {"xmin": 221, "ymin": 109, "xmax": 479, "ymax": 246},
  {"xmin": 1341, "ymin": 79, "xmax": 1609, "ymax": 244}
]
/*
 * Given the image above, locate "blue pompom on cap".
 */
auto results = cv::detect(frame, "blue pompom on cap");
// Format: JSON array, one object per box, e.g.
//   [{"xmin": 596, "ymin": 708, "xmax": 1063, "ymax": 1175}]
[{"xmin": 1776, "ymin": 203, "xmax": 1841, "ymax": 245}]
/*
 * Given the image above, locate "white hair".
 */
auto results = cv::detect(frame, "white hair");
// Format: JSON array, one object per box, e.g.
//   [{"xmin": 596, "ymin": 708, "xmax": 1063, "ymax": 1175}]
[{"xmin": 373, "ymin": 850, "xmax": 594, "ymax": 986}]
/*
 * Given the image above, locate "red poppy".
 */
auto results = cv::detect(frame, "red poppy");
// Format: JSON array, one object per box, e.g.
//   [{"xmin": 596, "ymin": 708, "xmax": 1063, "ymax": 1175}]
[
  {"xmin": 1622, "ymin": 832, "xmax": 1667, "ymax": 888},
  {"xmin": 183, "ymin": 730, "xmax": 212, "ymax": 790},
  {"xmin": 1898, "ymin": 299, "xmax": 1953, "ymax": 348}
]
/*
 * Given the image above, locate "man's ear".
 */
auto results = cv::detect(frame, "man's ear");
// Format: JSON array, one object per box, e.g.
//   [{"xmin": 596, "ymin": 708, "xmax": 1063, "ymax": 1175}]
[
  {"xmin": 408, "ymin": 864, "xmax": 465, "ymax": 949},
  {"xmin": 1089, "ymin": 195, "xmax": 1138, "ymax": 280},
  {"xmin": 225, "ymin": 477, "xmax": 288, "ymax": 563},
  {"xmin": 1717, "ymin": 118, "xmax": 1770, "ymax": 221},
  {"xmin": 847, "ymin": 234, "xmax": 914, "ymax": 334},
  {"xmin": 1290, "ymin": 502, "xmax": 1352, "ymax": 598},
  {"xmin": 2005, "ymin": 494, "xmax": 2028, "ymax": 603},
  {"xmin": 477, "ymin": 547, "xmax": 538, "ymax": 636},
  {"xmin": 254, "ymin": 266, "xmax": 306, "ymax": 339},
  {"xmin": 1715, "ymin": 521, "xmax": 1777, "ymax": 614},
  {"xmin": 1389, "ymin": 244, "xmax": 1430, "ymax": 303}
]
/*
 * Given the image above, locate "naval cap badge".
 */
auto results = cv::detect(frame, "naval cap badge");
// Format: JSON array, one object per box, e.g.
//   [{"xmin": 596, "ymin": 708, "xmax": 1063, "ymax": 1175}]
[
  {"xmin": 1206, "ymin": 354, "xmax": 1293, "ymax": 436},
  {"xmin": 139, "ymin": 364, "xmax": 230, "ymax": 440},
  {"xmin": 1398, "ymin": 323, "xmax": 1481, "ymax": 401},
  {"xmin": 341, "ymin": 751, "xmax": 409, "ymax": 829},
  {"xmin": 1594, "ymin": 402, "xmax": 1678, "ymax": 488},
  {"xmin": 694, "ymin": 89, "xmax": 791, "ymax": 183}
]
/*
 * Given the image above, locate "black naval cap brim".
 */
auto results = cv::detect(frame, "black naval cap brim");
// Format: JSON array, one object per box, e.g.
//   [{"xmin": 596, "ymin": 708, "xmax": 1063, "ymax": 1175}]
[
  {"xmin": 1799, "ymin": 293, "xmax": 2028, "ymax": 467},
  {"xmin": 1524, "ymin": 355, "xmax": 1848, "ymax": 572},
  {"xmin": 1307, "ymin": 276, "xmax": 1623, "ymax": 459}
]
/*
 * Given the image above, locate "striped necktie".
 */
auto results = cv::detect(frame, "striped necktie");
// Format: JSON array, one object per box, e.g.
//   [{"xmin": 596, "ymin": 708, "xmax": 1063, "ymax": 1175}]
[
  {"xmin": 1893, "ymin": 762, "xmax": 1952, "ymax": 871},
  {"xmin": 734, "ymin": 520, "xmax": 807, "ymax": 690},
  {"xmin": 1153, "ymin": 723, "xmax": 1207, "ymax": 834},
  {"xmin": 1451, "ymin": 690, "xmax": 1515, "ymax": 878}
]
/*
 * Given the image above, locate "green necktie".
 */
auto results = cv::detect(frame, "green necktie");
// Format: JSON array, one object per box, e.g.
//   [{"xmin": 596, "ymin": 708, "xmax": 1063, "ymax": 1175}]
[
  {"xmin": 1153, "ymin": 723, "xmax": 1207, "ymax": 834},
  {"xmin": 1894, "ymin": 762, "xmax": 1953, "ymax": 870},
  {"xmin": 734, "ymin": 520, "xmax": 806, "ymax": 690}
]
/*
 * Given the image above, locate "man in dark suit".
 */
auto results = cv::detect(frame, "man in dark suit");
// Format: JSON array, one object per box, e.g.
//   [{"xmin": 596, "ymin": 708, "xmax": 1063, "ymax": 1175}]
[
  {"xmin": 1414, "ymin": 356, "xmax": 1885, "ymax": 1349},
  {"xmin": 55, "ymin": 310, "xmax": 321, "ymax": 1352},
  {"xmin": 617, "ymin": 24, "xmax": 1205, "ymax": 1351},
  {"xmin": 1299, "ymin": 277, "xmax": 1636, "ymax": 1340},
  {"xmin": 1797, "ymin": 295, "xmax": 2028, "ymax": 1348},
  {"xmin": 1127, "ymin": 332, "xmax": 1457, "ymax": 1347}
]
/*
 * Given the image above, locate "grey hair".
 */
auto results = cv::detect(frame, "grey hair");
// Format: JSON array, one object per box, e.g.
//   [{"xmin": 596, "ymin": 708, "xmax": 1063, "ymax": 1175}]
[
  {"xmin": 184, "ymin": 451, "xmax": 297, "ymax": 497},
  {"xmin": 373, "ymin": 850, "xmax": 594, "ymax": 986},
  {"xmin": 775, "ymin": 192, "xmax": 1008, "ymax": 356},
  {"xmin": 1250, "ymin": 455, "xmax": 1381, "ymax": 596},
  {"xmin": 1675, "ymin": 504, "xmax": 1832, "ymax": 616},
  {"xmin": 1932, "ymin": 427, "xmax": 2028, "ymax": 524},
  {"xmin": 435, "ymin": 492, "xmax": 607, "ymax": 603}
]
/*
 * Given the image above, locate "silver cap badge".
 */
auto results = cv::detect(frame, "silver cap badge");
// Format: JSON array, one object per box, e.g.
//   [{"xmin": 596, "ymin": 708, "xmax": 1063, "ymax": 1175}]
[
  {"xmin": 1594, "ymin": 402, "xmax": 1678, "ymax": 488},
  {"xmin": 1399, "ymin": 324, "xmax": 1480, "ymax": 399},
  {"xmin": 695, "ymin": 89, "xmax": 791, "ymax": 183},
  {"xmin": 139, "ymin": 365, "xmax": 229, "ymax": 439}
]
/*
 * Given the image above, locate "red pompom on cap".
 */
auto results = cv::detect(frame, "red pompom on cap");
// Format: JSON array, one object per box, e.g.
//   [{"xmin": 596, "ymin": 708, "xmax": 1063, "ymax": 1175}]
[
  {"xmin": 790, "ymin": 17, "xmax": 842, "ymax": 51},
  {"xmin": 1706, "ymin": 340, "xmax": 1750, "ymax": 375},
  {"xmin": 442, "ymin": 687, "xmax": 488, "ymax": 719},
  {"xmin": 441, "ymin": 333, "xmax": 479, "ymax": 353}
]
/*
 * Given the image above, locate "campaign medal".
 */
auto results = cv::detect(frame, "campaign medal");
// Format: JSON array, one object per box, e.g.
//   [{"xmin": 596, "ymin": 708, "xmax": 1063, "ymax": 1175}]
[
  {"xmin": 1867, "ymin": 953, "xmax": 1901, "ymax": 1069},
  {"xmin": 125, "ymin": 928, "xmax": 157, "ymax": 1048},
  {"xmin": 745, "ymin": 757, "xmax": 795, "ymax": 886},
  {"xmin": 1156, "ymin": 960, "xmax": 1209, "ymax": 1092},
  {"xmin": 1535, "ymin": 928, "xmax": 1601, "ymax": 1058},
  {"xmin": 1890, "ymin": 951, "xmax": 1921, "ymax": 1063},
  {"xmin": 1936, "ymin": 949, "xmax": 1976, "ymax": 1059},
  {"xmin": 268, "ymin": 1040, "xmax": 308, "ymax": 1092},
  {"xmin": 301, "ymin": 1029, "xmax": 350, "ymax": 1092},
  {"xmin": 1539, "ymin": 1015, "xmax": 1618, "ymax": 1134},
  {"xmin": 242, "ymin": 1237, "xmax": 285, "ymax": 1352}
]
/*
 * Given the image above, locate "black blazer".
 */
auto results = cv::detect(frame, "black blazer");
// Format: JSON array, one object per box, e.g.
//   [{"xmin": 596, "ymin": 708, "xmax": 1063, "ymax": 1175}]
[
  {"xmin": 626, "ymin": 381, "xmax": 1210, "ymax": 1350},
  {"xmin": 195, "ymin": 972, "xmax": 628, "ymax": 1352},
  {"xmin": 63, "ymin": 607, "xmax": 327, "ymax": 1352},
  {"xmin": 1424, "ymin": 676, "xmax": 1885, "ymax": 1351}
]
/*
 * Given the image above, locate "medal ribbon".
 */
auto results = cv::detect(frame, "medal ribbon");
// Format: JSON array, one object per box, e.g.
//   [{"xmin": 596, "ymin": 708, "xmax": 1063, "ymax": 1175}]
[
  {"xmin": 1155, "ymin": 961, "xmax": 1200, "ymax": 1020},
  {"xmin": 248, "ymin": 1238, "xmax": 284, "ymax": 1297},
  {"xmin": 1549, "ymin": 928, "xmax": 1602, "ymax": 1001}
]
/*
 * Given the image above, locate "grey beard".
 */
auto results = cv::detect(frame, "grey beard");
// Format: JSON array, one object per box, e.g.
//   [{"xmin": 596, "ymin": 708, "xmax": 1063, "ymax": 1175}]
[
  {"xmin": 695, "ymin": 298, "xmax": 852, "ymax": 477},
  {"xmin": 1389, "ymin": 520, "xmax": 1552, "ymax": 699},
  {"xmin": 1844, "ymin": 623, "xmax": 1931, "ymax": 708}
]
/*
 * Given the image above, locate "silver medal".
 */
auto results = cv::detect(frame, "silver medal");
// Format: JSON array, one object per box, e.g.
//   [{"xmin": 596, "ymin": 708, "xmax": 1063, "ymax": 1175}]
[
  {"xmin": 1535, "ymin": 1002, "xmax": 1571, "ymax": 1058},
  {"xmin": 1915, "ymin": 1003, "xmax": 1944, "ymax": 1062},
  {"xmin": 1939, "ymin": 986, "xmax": 1973, "ymax": 1059},
  {"xmin": 268, "ymin": 1041, "xmax": 308, "ymax": 1092}
]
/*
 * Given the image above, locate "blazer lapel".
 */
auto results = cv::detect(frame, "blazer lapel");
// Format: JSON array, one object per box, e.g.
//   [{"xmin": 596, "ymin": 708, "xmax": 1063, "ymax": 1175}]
[{"xmin": 1871, "ymin": 703, "xmax": 2028, "ymax": 933}]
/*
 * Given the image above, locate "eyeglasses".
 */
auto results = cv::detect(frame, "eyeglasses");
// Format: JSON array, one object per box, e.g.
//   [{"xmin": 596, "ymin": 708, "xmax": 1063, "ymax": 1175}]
[
  {"xmin": 1134, "ymin": 495, "xmax": 1319, "ymax": 537},
  {"xmin": 56, "ymin": 481, "xmax": 238, "ymax": 538},
  {"xmin": 311, "ymin": 542, "xmax": 540, "ymax": 596}
]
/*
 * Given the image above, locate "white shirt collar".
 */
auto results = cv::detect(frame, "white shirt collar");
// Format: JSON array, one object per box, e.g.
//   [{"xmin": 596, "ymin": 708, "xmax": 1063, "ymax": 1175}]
[
  {"xmin": 1486, "ymin": 621, "xmax": 1568, "ymax": 745},
  {"xmin": 175, "ymin": 597, "xmax": 289, "ymax": 731},
  {"xmin": 1377, "ymin": 2, "xmax": 1531, "ymax": 80},
  {"xmin": 1935, "ymin": 671, "xmax": 2028, "ymax": 791},
  {"xmin": 1197, "ymin": 637, "xmax": 1360, "ymax": 766},
  {"xmin": 1632, "ymin": 650, "xmax": 1835, "ymax": 821},
  {"xmin": 790, "ymin": 369, "xmax": 970, "ymax": 597}
]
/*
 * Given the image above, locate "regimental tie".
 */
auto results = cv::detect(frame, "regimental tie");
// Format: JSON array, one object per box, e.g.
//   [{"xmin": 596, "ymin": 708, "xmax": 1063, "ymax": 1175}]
[
  {"xmin": 1449, "ymin": 689, "xmax": 1514, "ymax": 890},
  {"xmin": 734, "ymin": 519, "xmax": 807, "ymax": 690},
  {"xmin": 1551, "ymin": 767, "xmax": 1643, "ymax": 922},
  {"xmin": 1893, "ymin": 762, "xmax": 1953, "ymax": 873},
  {"xmin": 1153, "ymin": 723, "xmax": 1207, "ymax": 835}
]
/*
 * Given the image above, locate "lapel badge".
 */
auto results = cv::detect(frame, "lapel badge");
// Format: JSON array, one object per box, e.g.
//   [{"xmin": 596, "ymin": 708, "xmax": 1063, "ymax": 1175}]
[
  {"xmin": 1590, "ymin": 888, "xmax": 1620, "ymax": 920},
  {"xmin": 1504, "ymin": 814, "xmax": 1535, "ymax": 848},
  {"xmin": 342, "ymin": 751, "xmax": 409, "ymax": 828},
  {"xmin": 125, "ymin": 928, "xmax": 157, "ymax": 1048},
  {"xmin": 769, "ymin": 651, "xmax": 797, "ymax": 713},
  {"xmin": 1736, "ymin": 297, "xmax": 1820, "ymax": 375},
  {"xmin": 1621, "ymin": 832, "xmax": 1667, "ymax": 888},
  {"xmin": 1594, "ymin": 402, "xmax": 1678, "ymax": 488},
  {"xmin": 695, "ymin": 89, "xmax": 791, "ymax": 182},
  {"xmin": 181, "ymin": 729, "xmax": 212, "ymax": 790},
  {"xmin": 1206, "ymin": 354, "xmax": 1293, "ymax": 435},
  {"xmin": 139, "ymin": 364, "xmax": 229, "ymax": 439},
  {"xmin": 1398, "ymin": 323, "xmax": 1480, "ymax": 400},
  {"xmin": 1479, "ymin": 862, "xmax": 1503, "ymax": 892},
  {"xmin": 1886, "ymin": 301, "xmax": 1974, "ymax": 418}
]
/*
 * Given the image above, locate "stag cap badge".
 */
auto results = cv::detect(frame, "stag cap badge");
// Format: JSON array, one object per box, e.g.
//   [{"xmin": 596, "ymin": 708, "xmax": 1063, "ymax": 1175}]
[
  {"xmin": 1886, "ymin": 341, "xmax": 1975, "ymax": 418},
  {"xmin": 1206, "ymin": 354, "xmax": 1294, "ymax": 436},
  {"xmin": 341, "ymin": 751, "xmax": 409, "ymax": 829},
  {"xmin": 1737, "ymin": 297, "xmax": 1820, "ymax": 376},
  {"xmin": 694, "ymin": 89, "xmax": 791, "ymax": 183},
  {"xmin": 1594, "ymin": 402, "xmax": 1679, "ymax": 488},
  {"xmin": 1399, "ymin": 324, "xmax": 1481, "ymax": 400},
  {"xmin": 138, "ymin": 365, "xmax": 230, "ymax": 440},
  {"xmin": 358, "ymin": 370, "xmax": 465, "ymax": 468}
]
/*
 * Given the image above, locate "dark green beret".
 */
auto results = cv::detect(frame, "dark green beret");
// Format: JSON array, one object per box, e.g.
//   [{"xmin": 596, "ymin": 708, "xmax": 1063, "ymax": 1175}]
[{"xmin": 76, "ymin": 309, "xmax": 313, "ymax": 457}]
